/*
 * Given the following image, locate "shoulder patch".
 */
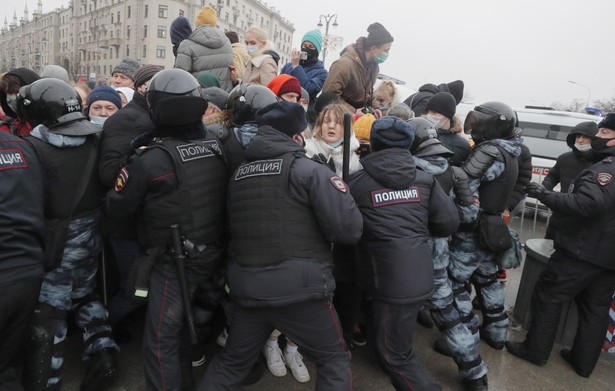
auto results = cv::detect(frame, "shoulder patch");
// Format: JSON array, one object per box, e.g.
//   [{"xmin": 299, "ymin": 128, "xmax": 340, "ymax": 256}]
[
  {"xmin": 176, "ymin": 140, "xmax": 221, "ymax": 162},
  {"xmin": 371, "ymin": 187, "xmax": 421, "ymax": 207},
  {"xmin": 330, "ymin": 176, "xmax": 348, "ymax": 193},
  {"xmin": 234, "ymin": 159, "xmax": 283, "ymax": 181},
  {"xmin": 602, "ymin": 156, "xmax": 615, "ymax": 163},
  {"xmin": 115, "ymin": 167, "xmax": 129, "ymax": 192},
  {"xmin": 0, "ymin": 148, "xmax": 28, "ymax": 170},
  {"xmin": 596, "ymin": 172, "xmax": 613, "ymax": 186}
]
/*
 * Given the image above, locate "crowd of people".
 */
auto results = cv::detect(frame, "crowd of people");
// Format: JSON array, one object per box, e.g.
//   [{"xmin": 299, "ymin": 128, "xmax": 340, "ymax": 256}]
[{"xmin": 1, "ymin": 5, "xmax": 615, "ymax": 391}]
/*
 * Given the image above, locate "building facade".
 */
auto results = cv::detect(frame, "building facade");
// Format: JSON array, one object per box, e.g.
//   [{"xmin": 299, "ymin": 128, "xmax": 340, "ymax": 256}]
[{"xmin": 0, "ymin": 0, "xmax": 294, "ymax": 81}]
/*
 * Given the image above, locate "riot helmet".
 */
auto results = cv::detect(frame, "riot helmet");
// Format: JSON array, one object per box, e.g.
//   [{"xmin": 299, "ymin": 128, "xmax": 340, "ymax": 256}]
[
  {"xmin": 146, "ymin": 68, "xmax": 207, "ymax": 126},
  {"xmin": 227, "ymin": 83, "xmax": 277, "ymax": 126},
  {"xmin": 408, "ymin": 117, "xmax": 453, "ymax": 158},
  {"xmin": 16, "ymin": 78, "xmax": 99, "ymax": 136},
  {"xmin": 464, "ymin": 101, "xmax": 518, "ymax": 144}
]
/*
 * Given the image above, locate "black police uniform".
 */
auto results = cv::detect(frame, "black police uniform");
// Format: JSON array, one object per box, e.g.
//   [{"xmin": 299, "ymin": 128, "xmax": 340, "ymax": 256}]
[{"xmin": 200, "ymin": 125, "xmax": 363, "ymax": 391}]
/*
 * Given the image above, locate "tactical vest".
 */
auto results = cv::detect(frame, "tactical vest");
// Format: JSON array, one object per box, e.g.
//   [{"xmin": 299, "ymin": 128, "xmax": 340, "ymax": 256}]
[
  {"xmin": 138, "ymin": 137, "xmax": 227, "ymax": 247},
  {"xmin": 478, "ymin": 145, "xmax": 519, "ymax": 214},
  {"xmin": 229, "ymin": 152, "xmax": 332, "ymax": 267}
]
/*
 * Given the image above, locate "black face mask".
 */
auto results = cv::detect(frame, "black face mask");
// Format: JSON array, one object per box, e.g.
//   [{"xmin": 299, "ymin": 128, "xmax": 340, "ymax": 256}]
[
  {"xmin": 591, "ymin": 137, "xmax": 615, "ymax": 151},
  {"xmin": 300, "ymin": 47, "xmax": 319, "ymax": 64}
]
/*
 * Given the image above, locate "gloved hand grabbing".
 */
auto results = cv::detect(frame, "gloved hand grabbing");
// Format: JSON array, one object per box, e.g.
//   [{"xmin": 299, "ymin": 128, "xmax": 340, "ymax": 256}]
[{"xmin": 524, "ymin": 182, "xmax": 548, "ymax": 199}]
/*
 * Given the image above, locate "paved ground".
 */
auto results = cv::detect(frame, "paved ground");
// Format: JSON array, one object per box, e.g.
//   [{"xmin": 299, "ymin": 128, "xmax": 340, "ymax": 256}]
[{"xmin": 59, "ymin": 211, "xmax": 615, "ymax": 390}]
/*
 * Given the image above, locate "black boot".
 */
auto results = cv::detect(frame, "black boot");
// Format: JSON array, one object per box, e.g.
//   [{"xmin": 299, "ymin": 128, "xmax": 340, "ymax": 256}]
[
  {"xmin": 504, "ymin": 341, "xmax": 546, "ymax": 366},
  {"xmin": 463, "ymin": 374, "xmax": 488, "ymax": 391},
  {"xmin": 80, "ymin": 348, "xmax": 117, "ymax": 391}
]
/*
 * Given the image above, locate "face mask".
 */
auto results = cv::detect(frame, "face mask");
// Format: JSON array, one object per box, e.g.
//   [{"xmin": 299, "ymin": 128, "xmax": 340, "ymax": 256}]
[
  {"xmin": 374, "ymin": 52, "xmax": 389, "ymax": 64},
  {"xmin": 301, "ymin": 47, "xmax": 318, "ymax": 62},
  {"xmin": 424, "ymin": 114, "xmax": 445, "ymax": 129},
  {"xmin": 246, "ymin": 44, "xmax": 259, "ymax": 55},
  {"xmin": 5, "ymin": 94, "xmax": 17, "ymax": 113},
  {"xmin": 378, "ymin": 104, "xmax": 390, "ymax": 112},
  {"xmin": 575, "ymin": 143, "xmax": 592, "ymax": 152},
  {"xmin": 591, "ymin": 137, "xmax": 615, "ymax": 151},
  {"xmin": 90, "ymin": 116, "xmax": 107, "ymax": 128}
]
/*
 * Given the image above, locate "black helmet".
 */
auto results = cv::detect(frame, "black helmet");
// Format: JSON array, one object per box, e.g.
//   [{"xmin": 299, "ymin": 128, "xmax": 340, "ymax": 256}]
[
  {"xmin": 464, "ymin": 101, "xmax": 518, "ymax": 144},
  {"xmin": 408, "ymin": 117, "xmax": 453, "ymax": 157},
  {"xmin": 16, "ymin": 78, "xmax": 99, "ymax": 136},
  {"xmin": 146, "ymin": 68, "xmax": 206, "ymax": 126},
  {"xmin": 227, "ymin": 83, "xmax": 277, "ymax": 126}
]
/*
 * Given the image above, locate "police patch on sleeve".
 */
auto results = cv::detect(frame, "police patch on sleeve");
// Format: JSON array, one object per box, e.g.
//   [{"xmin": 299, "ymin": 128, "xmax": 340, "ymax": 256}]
[
  {"xmin": 330, "ymin": 176, "xmax": 348, "ymax": 193},
  {"xmin": 596, "ymin": 172, "xmax": 613, "ymax": 186},
  {"xmin": 0, "ymin": 148, "xmax": 28, "ymax": 170},
  {"xmin": 115, "ymin": 167, "xmax": 129, "ymax": 192}
]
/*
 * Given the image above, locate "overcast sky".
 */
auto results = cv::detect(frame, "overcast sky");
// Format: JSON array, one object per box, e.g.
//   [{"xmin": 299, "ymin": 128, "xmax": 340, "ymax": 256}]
[{"xmin": 3, "ymin": 0, "xmax": 614, "ymax": 108}]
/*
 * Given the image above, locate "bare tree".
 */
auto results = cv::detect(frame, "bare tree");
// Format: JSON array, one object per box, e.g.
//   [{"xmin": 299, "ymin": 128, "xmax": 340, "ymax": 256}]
[
  {"xmin": 594, "ymin": 98, "xmax": 615, "ymax": 114},
  {"xmin": 550, "ymin": 98, "xmax": 585, "ymax": 113}
]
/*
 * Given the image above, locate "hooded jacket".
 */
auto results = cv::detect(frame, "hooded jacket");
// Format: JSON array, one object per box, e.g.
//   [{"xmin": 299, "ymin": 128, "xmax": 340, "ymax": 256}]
[
  {"xmin": 281, "ymin": 59, "xmax": 328, "ymax": 107},
  {"xmin": 349, "ymin": 148, "xmax": 459, "ymax": 303},
  {"xmin": 174, "ymin": 26, "xmax": 234, "ymax": 91},
  {"xmin": 0, "ymin": 68, "xmax": 39, "ymax": 136}
]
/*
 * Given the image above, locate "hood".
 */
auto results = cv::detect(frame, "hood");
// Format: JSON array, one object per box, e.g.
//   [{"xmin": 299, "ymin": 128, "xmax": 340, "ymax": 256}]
[
  {"xmin": 418, "ymin": 83, "xmax": 440, "ymax": 94},
  {"xmin": 360, "ymin": 148, "xmax": 416, "ymax": 189},
  {"xmin": 170, "ymin": 16, "xmax": 193, "ymax": 47},
  {"xmin": 1, "ymin": 67, "xmax": 40, "ymax": 117},
  {"xmin": 245, "ymin": 126, "xmax": 304, "ymax": 160},
  {"xmin": 566, "ymin": 121, "xmax": 598, "ymax": 148},
  {"xmin": 187, "ymin": 26, "xmax": 229, "ymax": 50},
  {"xmin": 414, "ymin": 155, "xmax": 449, "ymax": 176}
]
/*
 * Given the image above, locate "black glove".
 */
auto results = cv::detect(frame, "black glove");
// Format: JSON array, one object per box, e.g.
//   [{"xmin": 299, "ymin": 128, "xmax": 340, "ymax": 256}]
[
  {"xmin": 312, "ymin": 153, "xmax": 336, "ymax": 173},
  {"xmin": 524, "ymin": 182, "xmax": 548, "ymax": 199}
]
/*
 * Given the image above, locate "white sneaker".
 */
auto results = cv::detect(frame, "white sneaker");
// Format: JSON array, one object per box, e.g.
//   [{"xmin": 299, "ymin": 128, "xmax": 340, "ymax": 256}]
[
  {"xmin": 284, "ymin": 350, "xmax": 310, "ymax": 383},
  {"xmin": 263, "ymin": 344, "xmax": 287, "ymax": 377},
  {"xmin": 216, "ymin": 327, "xmax": 229, "ymax": 348}
]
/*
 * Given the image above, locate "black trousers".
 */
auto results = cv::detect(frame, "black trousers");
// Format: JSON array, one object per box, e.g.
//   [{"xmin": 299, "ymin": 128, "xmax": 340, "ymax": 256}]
[
  {"xmin": 200, "ymin": 299, "xmax": 351, "ymax": 391},
  {"xmin": 525, "ymin": 250, "xmax": 615, "ymax": 375},
  {"xmin": 0, "ymin": 278, "xmax": 41, "ymax": 391}
]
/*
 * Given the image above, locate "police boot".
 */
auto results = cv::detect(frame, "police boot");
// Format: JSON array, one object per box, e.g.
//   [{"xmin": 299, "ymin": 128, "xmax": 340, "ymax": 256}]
[
  {"xmin": 504, "ymin": 341, "xmax": 546, "ymax": 366},
  {"xmin": 463, "ymin": 374, "xmax": 488, "ymax": 391},
  {"xmin": 80, "ymin": 348, "xmax": 117, "ymax": 391}
]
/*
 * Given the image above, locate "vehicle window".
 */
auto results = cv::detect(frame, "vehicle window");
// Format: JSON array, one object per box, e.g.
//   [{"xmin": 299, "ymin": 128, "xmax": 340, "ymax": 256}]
[{"xmin": 520, "ymin": 121, "xmax": 572, "ymax": 141}]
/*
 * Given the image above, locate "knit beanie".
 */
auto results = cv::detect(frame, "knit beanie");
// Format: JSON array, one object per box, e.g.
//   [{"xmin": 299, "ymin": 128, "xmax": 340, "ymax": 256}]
[
  {"xmin": 425, "ymin": 92, "xmax": 457, "ymax": 120},
  {"xmin": 40, "ymin": 65, "xmax": 69, "ymax": 83},
  {"xmin": 598, "ymin": 113, "xmax": 615, "ymax": 131},
  {"xmin": 354, "ymin": 113, "xmax": 376, "ymax": 142},
  {"xmin": 301, "ymin": 29, "xmax": 323, "ymax": 54},
  {"xmin": 133, "ymin": 64, "xmax": 163, "ymax": 88},
  {"xmin": 446, "ymin": 80, "xmax": 465, "ymax": 104},
  {"xmin": 196, "ymin": 72, "xmax": 221, "ymax": 88},
  {"xmin": 225, "ymin": 31, "xmax": 239, "ymax": 44},
  {"xmin": 255, "ymin": 101, "xmax": 307, "ymax": 137},
  {"xmin": 111, "ymin": 58, "xmax": 140, "ymax": 80},
  {"xmin": 6, "ymin": 67, "xmax": 40, "ymax": 86},
  {"xmin": 364, "ymin": 22, "xmax": 394, "ymax": 47},
  {"xmin": 115, "ymin": 87, "xmax": 134, "ymax": 104},
  {"xmin": 370, "ymin": 116, "xmax": 415, "ymax": 152},
  {"xmin": 88, "ymin": 86, "xmax": 122, "ymax": 110},
  {"xmin": 202, "ymin": 87, "xmax": 229, "ymax": 110},
  {"xmin": 387, "ymin": 103, "xmax": 414, "ymax": 121},
  {"xmin": 300, "ymin": 87, "xmax": 309, "ymax": 103},
  {"xmin": 195, "ymin": 6, "xmax": 217, "ymax": 27},
  {"xmin": 267, "ymin": 74, "xmax": 301, "ymax": 98}
]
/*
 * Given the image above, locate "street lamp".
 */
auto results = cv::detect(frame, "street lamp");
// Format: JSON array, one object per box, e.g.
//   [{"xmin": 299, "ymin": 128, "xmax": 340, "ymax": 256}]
[
  {"xmin": 568, "ymin": 80, "xmax": 591, "ymax": 109},
  {"xmin": 317, "ymin": 13, "xmax": 338, "ymax": 64}
]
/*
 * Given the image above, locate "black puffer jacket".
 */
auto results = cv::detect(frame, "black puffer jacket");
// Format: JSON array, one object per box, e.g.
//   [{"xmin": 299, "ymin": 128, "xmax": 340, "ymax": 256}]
[
  {"xmin": 507, "ymin": 142, "xmax": 533, "ymax": 211},
  {"xmin": 349, "ymin": 148, "xmax": 459, "ymax": 304},
  {"xmin": 437, "ymin": 129, "xmax": 472, "ymax": 167}
]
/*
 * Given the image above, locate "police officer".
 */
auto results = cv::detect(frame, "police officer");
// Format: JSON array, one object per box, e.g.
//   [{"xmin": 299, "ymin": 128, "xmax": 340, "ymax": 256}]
[
  {"xmin": 105, "ymin": 69, "xmax": 228, "ymax": 391},
  {"xmin": 506, "ymin": 113, "xmax": 615, "ymax": 378},
  {"xmin": 349, "ymin": 117, "xmax": 459, "ymax": 391},
  {"xmin": 16, "ymin": 78, "xmax": 119, "ymax": 391},
  {"xmin": 0, "ymin": 131, "xmax": 45, "ymax": 389},
  {"xmin": 448, "ymin": 101, "xmax": 522, "ymax": 390},
  {"xmin": 200, "ymin": 101, "xmax": 363, "ymax": 390}
]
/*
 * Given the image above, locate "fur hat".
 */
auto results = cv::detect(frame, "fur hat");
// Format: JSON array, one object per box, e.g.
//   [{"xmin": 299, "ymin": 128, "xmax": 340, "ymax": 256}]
[
  {"xmin": 195, "ymin": 6, "xmax": 217, "ymax": 27},
  {"xmin": 425, "ymin": 92, "xmax": 457, "ymax": 120},
  {"xmin": 255, "ymin": 101, "xmax": 307, "ymax": 137},
  {"xmin": 202, "ymin": 87, "xmax": 228, "ymax": 110},
  {"xmin": 370, "ymin": 116, "xmax": 415, "ymax": 152},
  {"xmin": 196, "ymin": 72, "xmax": 221, "ymax": 88},
  {"xmin": 353, "ymin": 113, "xmax": 376, "ymax": 142},
  {"xmin": 365, "ymin": 22, "xmax": 394, "ymax": 47},
  {"xmin": 267, "ymin": 74, "xmax": 301, "ymax": 98},
  {"xmin": 41, "ymin": 65, "xmax": 69, "ymax": 83},
  {"xmin": 111, "ymin": 58, "xmax": 140, "ymax": 80},
  {"xmin": 88, "ymin": 86, "xmax": 122, "ymax": 110},
  {"xmin": 598, "ymin": 113, "xmax": 615, "ymax": 132},
  {"xmin": 133, "ymin": 64, "xmax": 163, "ymax": 88},
  {"xmin": 301, "ymin": 29, "xmax": 323, "ymax": 54}
]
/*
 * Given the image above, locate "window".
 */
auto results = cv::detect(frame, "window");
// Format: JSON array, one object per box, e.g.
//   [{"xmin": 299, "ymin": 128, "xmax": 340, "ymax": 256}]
[
  {"xmin": 159, "ymin": 5, "xmax": 168, "ymax": 19},
  {"xmin": 157, "ymin": 26, "xmax": 167, "ymax": 39},
  {"xmin": 144, "ymin": 5, "xmax": 148, "ymax": 18},
  {"xmin": 179, "ymin": 9, "xmax": 184, "ymax": 17},
  {"xmin": 142, "ymin": 45, "xmax": 147, "ymax": 58},
  {"xmin": 126, "ymin": 45, "xmax": 130, "ymax": 57},
  {"xmin": 117, "ymin": 12, "xmax": 121, "ymax": 22},
  {"xmin": 143, "ymin": 25, "xmax": 148, "ymax": 38},
  {"xmin": 127, "ymin": 6, "xmax": 131, "ymax": 18},
  {"xmin": 156, "ymin": 45, "xmax": 166, "ymax": 58},
  {"xmin": 127, "ymin": 25, "xmax": 131, "ymax": 38}
]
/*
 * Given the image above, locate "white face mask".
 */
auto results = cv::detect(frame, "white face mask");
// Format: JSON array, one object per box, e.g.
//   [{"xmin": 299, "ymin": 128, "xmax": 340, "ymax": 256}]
[
  {"xmin": 424, "ymin": 114, "xmax": 445, "ymax": 129},
  {"xmin": 90, "ymin": 116, "xmax": 107, "ymax": 128},
  {"xmin": 575, "ymin": 142, "xmax": 592, "ymax": 152},
  {"xmin": 5, "ymin": 94, "xmax": 18, "ymax": 113},
  {"xmin": 246, "ymin": 44, "xmax": 259, "ymax": 55}
]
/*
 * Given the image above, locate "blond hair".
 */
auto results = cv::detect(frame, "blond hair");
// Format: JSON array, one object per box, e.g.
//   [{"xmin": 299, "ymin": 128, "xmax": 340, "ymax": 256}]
[{"xmin": 313, "ymin": 103, "xmax": 354, "ymax": 142}]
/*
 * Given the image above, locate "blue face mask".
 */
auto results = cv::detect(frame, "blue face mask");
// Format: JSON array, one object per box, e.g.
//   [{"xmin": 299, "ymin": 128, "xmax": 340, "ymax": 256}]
[
  {"xmin": 374, "ymin": 52, "xmax": 389, "ymax": 64},
  {"xmin": 90, "ymin": 116, "xmax": 107, "ymax": 128}
]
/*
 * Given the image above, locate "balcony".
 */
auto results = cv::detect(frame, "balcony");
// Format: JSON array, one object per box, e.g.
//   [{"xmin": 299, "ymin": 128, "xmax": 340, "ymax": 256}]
[
  {"xmin": 109, "ymin": 37, "xmax": 121, "ymax": 47},
  {"xmin": 98, "ymin": 39, "xmax": 109, "ymax": 48}
]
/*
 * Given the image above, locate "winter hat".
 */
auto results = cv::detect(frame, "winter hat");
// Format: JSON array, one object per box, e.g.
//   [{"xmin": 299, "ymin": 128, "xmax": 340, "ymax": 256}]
[
  {"xmin": 225, "ymin": 31, "xmax": 239, "ymax": 44},
  {"xmin": 196, "ymin": 72, "xmax": 221, "ymax": 88},
  {"xmin": 111, "ymin": 58, "xmax": 140, "ymax": 80},
  {"xmin": 202, "ymin": 87, "xmax": 229, "ymax": 110},
  {"xmin": 446, "ymin": 80, "xmax": 465, "ymax": 104},
  {"xmin": 267, "ymin": 74, "xmax": 301, "ymax": 98},
  {"xmin": 387, "ymin": 103, "xmax": 414, "ymax": 121},
  {"xmin": 370, "ymin": 116, "xmax": 415, "ymax": 152},
  {"xmin": 425, "ymin": 92, "xmax": 457, "ymax": 120},
  {"xmin": 88, "ymin": 86, "xmax": 122, "ymax": 110},
  {"xmin": 300, "ymin": 87, "xmax": 309, "ymax": 103},
  {"xmin": 353, "ymin": 113, "xmax": 376, "ymax": 142},
  {"xmin": 255, "ymin": 101, "xmax": 307, "ymax": 137},
  {"xmin": 598, "ymin": 113, "xmax": 615, "ymax": 131},
  {"xmin": 133, "ymin": 64, "xmax": 163, "ymax": 88},
  {"xmin": 6, "ymin": 67, "xmax": 40, "ymax": 86},
  {"xmin": 41, "ymin": 65, "xmax": 69, "ymax": 83},
  {"xmin": 301, "ymin": 29, "xmax": 323, "ymax": 54},
  {"xmin": 115, "ymin": 87, "xmax": 134, "ymax": 104},
  {"xmin": 314, "ymin": 91, "xmax": 340, "ymax": 114},
  {"xmin": 171, "ymin": 16, "xmax": 193, "ymax": 47},
  {"xmin": 195, "ymin": 6, "xmax": 217, "ymax": 27},
  {"xmin": 364, "ymin": 22, "xmax": 394, "ymax": 48}
]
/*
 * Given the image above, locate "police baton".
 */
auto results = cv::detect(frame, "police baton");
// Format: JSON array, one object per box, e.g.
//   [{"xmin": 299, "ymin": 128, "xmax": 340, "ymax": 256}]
[
  {"xmin": 170, "ymin": 224, "xmax": 199, "ymax": 345},
  {"xmin": 342, "ymin": 112, "xmax": 352, "ymax": 182}
]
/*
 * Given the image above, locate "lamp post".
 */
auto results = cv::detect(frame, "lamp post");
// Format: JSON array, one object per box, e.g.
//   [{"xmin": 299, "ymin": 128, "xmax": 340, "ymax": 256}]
[
  {"xmin": 317, "ymin": 13, "xmax": 338, "ymax": 64},
  {"xmin": 568, "ymin": 80, "xmax": 591, "ymax": 109}
]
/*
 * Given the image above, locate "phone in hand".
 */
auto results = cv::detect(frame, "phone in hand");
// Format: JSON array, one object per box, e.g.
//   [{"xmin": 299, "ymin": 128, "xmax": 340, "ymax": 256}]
[{"xmin": 300, "ymin": 51, "xmax": 308, "ymax": 60}]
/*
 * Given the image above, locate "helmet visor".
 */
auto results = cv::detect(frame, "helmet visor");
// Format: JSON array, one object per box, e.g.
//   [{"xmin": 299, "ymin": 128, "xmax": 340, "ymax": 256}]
[{"xmin": 464, "ymin": 110, "xmax": 496, "ymax": 136}]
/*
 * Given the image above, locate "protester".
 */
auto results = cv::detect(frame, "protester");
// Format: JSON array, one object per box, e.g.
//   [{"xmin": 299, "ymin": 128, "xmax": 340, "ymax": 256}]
[
  {"xmin": 170, "ymin": 16, "xmax": 193, "ymax": 58},
  {"xmin": 115, "ymin": 86, "xmax": 134, "ymax": 106},
  {"xmin": 86, "ymin": 86, "xmax": 122, "ymax": 127},
  {"xmin": 0, "ymin": 67, "xmax": 39, "ymax": 135},
  {"xmin": 111, "ymin": 57, "xmax": 140, "ymax": 88},
  {"xmin": 404, "ymin": 80, "xmax": 465, "ymax": 118},
  {"xmin": 372, "ymin": 79, "xmax": 400, "ymax": 114},
  {"xmin": 425, "ymin": 91, "xmax": 471, "ymax": 166},
  {"xmin": 267, "ymin": 74, "xmax": 302, "ymax": 103},
  {"xmin": 201, "ymin": 86, "xmax": 229, "ymax": 121},
  {"xmin": 40, "ymin": 64, "xmax": 70, "ymax": 83},
  {"xmin": 242, "ymin": 26, "xmax": 278, "ymax": 86},
  {"xmin": 225, "ymin": 31, "xmax": 250, "ymax": 83}
]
